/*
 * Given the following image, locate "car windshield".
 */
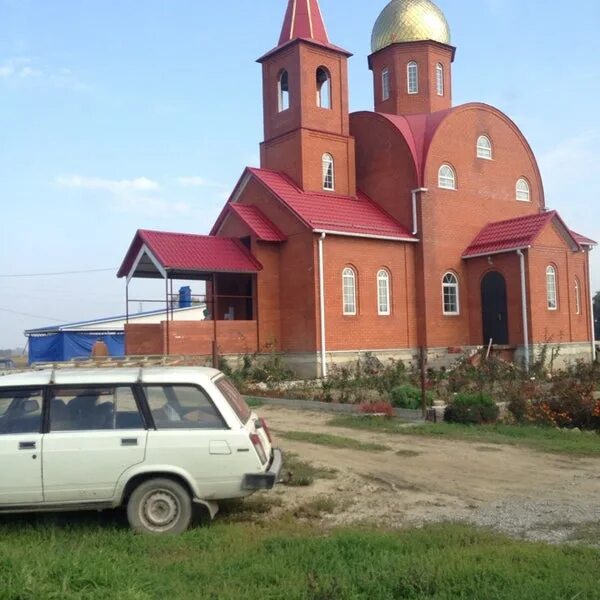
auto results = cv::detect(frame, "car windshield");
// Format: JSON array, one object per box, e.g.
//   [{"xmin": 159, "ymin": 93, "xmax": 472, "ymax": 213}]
[{"xmin": 215, "ymin": 377, "xmax": 251, "ymax": 424}]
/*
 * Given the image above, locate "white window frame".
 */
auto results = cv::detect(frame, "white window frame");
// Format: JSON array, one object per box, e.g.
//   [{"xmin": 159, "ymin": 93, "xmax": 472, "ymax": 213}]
[
  {"xmin": 342, "ymin": 267, "xmax": 357, "ymax": 316},
  {"xmin": 278, "ymin": 70, "xmax": 290, "ymax": 112},
  {"xmin": 407, "ymin": 61, "xmax": 419, "ymax": 95},
  {"xmin": 546, "ymin": 266, "xmax": 558, "ymax": 311},
  {"xmin": 382, "ymin": 68, "xmax": 390, "ymax": 101},
  {"xmin": 477, "ymin": 135, "xmax": 493, "ymax": 160},
  {"xmin": 575, "ymin": 278, "xmax": 581, "ymax": 315},
  {"xmin": 316, "ymin": 67, "xmax": 332, "ymax": 109},
  {"xmin": 377, "ymin": 269, "xmax": 391, "ymax": 316},
  {"xmin": 516, "ymin": 178, "xmax": 531, "ymax": 202},
  {"xmin": 436, "ymin": 63, "xmax": 444, "ymax": 96},
  {"xmin": 442, "ymin": 272, "xmax": 460, "ymax": 316},
  {"xmin": 438, "ymin": 164, "xmax": 456, "ymax": 190},
  {"xmin": 322, "ymin": 153, "xmax": 335, "ymax": 191}
]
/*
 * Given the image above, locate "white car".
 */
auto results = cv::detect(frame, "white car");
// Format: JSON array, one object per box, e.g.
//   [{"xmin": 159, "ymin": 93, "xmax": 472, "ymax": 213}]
[{"xmin": 0, "ymin": 366, "xmax": 282, "ymax": 534}]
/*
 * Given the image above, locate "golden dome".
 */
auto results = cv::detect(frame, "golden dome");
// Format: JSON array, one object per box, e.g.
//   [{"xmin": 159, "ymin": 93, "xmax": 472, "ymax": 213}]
[{"xmin": 371, "ymin": 0, "xmax": 451, "ymax": 53}]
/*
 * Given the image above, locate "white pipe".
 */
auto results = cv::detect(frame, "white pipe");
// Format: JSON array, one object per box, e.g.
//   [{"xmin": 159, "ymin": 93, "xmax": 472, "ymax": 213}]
[
  {"xmin": 587, "ymin": 249, "xmax": 596, "ymax": 362},
  {"xmin": 411, "ymin": 188, "xmax": 428, "ymax": 235},
  {"xmin": 318, "ymin": 233, "xmax": 327, "ymax": 378},
  {"xmin": 517, "ymin": 249, "xmax": 530, "ymax": 371}
]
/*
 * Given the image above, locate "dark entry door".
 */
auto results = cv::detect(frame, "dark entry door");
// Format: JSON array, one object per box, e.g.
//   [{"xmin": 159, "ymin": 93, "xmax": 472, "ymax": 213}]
[{"xmin": 481, "ymin": 271, "xmax": 509, "ymax": 345}]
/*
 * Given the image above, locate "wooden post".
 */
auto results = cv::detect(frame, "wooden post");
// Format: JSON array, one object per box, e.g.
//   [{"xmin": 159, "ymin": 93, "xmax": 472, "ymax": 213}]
[{"xmin": 420, "ymin": 346, "xmax": 427, "ymax": 419}]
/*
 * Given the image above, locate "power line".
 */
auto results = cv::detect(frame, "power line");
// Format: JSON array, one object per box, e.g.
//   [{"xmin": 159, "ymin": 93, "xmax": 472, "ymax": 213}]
[
  {"xmin": 0, "ymin": 268, "xmax": 116, "ymax": 278},
  {"xmin": 0, "ymin": 307, "xmax": 68, "ymax": 323}
]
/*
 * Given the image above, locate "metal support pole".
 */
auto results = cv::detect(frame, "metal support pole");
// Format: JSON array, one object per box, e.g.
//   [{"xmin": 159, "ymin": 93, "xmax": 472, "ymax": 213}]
[
  {"xmin": 165, "ymin": 274, "xmax": 170, "ymax": 356},
  {"xmin": 517, "ymin": 250, "xmax": 530, "ymax": 371},
  {"xmin": 212, "ymin": 273, "xmax": 218, "ymax": 368},
  {"xmin": 587, "ymin": 249, "xmax": 596, "ymax": 362},
  {"xmin": 318, "ymin": 233, "xmax": 327, "ymax": 379}
]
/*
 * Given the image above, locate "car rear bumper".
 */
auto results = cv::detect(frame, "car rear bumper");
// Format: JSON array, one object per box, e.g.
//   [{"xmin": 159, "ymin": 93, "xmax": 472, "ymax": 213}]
[{"xmin": 242, "ymin": 448, "xmax": 283, "ymax": 490}]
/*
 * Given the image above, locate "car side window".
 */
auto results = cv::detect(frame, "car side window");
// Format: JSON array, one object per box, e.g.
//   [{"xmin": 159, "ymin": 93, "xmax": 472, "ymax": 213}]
[
  {"xmin": 144, "ymin": 385, "xmax": 226, "ymax": 430},
  {"xmin": 49, "ymin": 386, "xmax": 144, "ymax": 432},
  {"xmin": 0, "ymin": 389, "xmax": 43, "ymax": 435}
]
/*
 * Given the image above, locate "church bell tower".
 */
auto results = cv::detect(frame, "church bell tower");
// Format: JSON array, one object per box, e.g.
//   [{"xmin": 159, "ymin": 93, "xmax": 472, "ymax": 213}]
[{"xmin": 257, "ymin": 0, "xmax": 356, "ymax": 196}]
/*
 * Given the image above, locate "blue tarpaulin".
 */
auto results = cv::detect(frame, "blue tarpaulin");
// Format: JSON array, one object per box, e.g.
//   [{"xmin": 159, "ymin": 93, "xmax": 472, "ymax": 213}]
[{"xmin": 28, "ymin": 332, "xmax": 124, "ymax": 364}]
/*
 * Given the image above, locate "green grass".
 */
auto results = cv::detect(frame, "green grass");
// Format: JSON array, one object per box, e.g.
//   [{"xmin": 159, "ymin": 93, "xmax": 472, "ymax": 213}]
[
  {"xmin": 283, "ymin": 453, "xmax": 337, "ymax": 486},
  {"xmin": 0, "ymin": 516, "xmax": 598, "ymax": 599},
  {"xmin": 245, "ymin": 397, "xmax": 265, "ymax": 408},
  {"xmin": 328, "ymin": 416, "xmax": 600, "ymax": 457},
  {"xmin": 279, "ymin": 430, "xmax": 390, "ymax": 452}
]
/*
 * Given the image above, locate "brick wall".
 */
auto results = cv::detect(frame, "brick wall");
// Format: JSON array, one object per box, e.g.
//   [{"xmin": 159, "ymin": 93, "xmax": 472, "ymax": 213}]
[
  {"xmin": 125, "ymin": 321, "xmax": 258, "ymax": 357},
  {"xmin": 527, "ymin": 225, "xmax": 590, "ymax": 345},
  {"xmin": 369, "ymin": 41, "xmax": 454, "ymax": 115},
  {"xmin": 260, "ymin": 42, "xmax": 356, "ymax": 196},
  {"xmin": 316, "ymin": 235, "xmax": 417, "ymax": 351},
  {"xmin": 125, "ymin": 324, "xmax": 162, "ymax": 355}
]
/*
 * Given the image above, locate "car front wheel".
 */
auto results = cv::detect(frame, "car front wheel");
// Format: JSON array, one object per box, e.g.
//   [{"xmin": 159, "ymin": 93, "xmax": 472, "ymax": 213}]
[{"xmin": 127, "ymin": 478, "xmax": 192, "ymax": 535}]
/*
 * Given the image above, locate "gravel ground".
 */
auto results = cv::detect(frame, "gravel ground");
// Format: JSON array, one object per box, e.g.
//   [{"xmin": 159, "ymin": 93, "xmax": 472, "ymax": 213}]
[{"xmin": 260, "ymin": 406, "xmax": 600, "ymax": 546}]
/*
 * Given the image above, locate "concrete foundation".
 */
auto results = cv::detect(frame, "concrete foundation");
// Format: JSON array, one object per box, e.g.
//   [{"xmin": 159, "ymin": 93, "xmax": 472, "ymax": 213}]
[{"xmin": 218, "ymin": 341, "xmax": 594, "ymax": 379}]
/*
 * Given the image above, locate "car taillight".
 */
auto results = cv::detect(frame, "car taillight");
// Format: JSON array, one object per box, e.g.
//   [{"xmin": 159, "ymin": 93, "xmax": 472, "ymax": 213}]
[
  {"xmin": 259, "ymin": 417, "xmax": 272, "ymax": 444},
  {"xmin": 250, "ymin": 433, "xmax": 267, "ymax": 464}
]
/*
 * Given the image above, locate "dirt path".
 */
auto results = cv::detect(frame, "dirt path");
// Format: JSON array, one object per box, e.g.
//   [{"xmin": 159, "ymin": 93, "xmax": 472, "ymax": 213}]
[{"xmin": 261, "ymin": 407, "xmax": 600, "ymax": 544}]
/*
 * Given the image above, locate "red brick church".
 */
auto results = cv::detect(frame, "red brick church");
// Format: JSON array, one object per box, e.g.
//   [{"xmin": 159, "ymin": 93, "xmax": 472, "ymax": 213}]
[{"xmin": 119, "ymin": 0, "xmax": 596, "ymax": 376}]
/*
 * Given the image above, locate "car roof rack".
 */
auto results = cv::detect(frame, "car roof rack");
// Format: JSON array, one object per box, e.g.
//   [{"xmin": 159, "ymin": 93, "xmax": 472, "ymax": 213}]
[{"xmin": 30, "ymin": 355, "xmax": 213, "ymax": 371}]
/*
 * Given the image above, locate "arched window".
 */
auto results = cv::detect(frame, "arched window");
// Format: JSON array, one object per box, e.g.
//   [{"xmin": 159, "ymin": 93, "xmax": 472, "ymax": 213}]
[
  {"xmin": 278, "ymin": 70, "xmax": 290, "ymax": 112},
  {"xmin": 342, "ymin": 268, "xmax": 357, "ymax": 315},
  {"xmin": 442, "ymin": 272, "xmax": 460, "ymax": 315},
  {"xmin": 516, "ymin": 178, "xmax": 531, "ymax": 202},
  {"xmin": 407, "ymin": 61, "xmax": 419, "ymax": 94},
  {"xmin": 382, "ymin": 68, "xmax": 390, "ymax": 101},
  {"xmin": 477, "ymin": 135, "xmax": 493, "ymax": 160},
  {"xmin": 377, "ymin": 270, "xmax": 391, "ymax": 315},
  {"xmin": 436, "ymin": 63, "xmax": 444, "ymax": 96},
  {"xmin": 322, "ymin": 153, "xmax": 334, "ymax": 191},
  {"xmin": 316, "ymin": 67, "xmax": 331, "ymax": 109},
  {"xmin": 575, "ymin": 278, "xmax": 581, "ymax": 315},
  {"xmin": 438, "ymin": 164, "xmax": 456, "ymax": 190},
  {"xmin": 546, "ymin": 266, "xmax": 558, "ymax": 310}
]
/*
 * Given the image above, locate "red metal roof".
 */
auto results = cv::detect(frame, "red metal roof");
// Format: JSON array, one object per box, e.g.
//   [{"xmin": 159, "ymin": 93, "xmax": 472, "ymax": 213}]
[
  {"xmin": 117, "ymin": 230, "xmax": 262, "ymax": 278},
  {"xmin": 570, "ymin": 230, "xmax": 597, "ymax": 247},
  {"xmin": 258, "ymin": 0, "xmax": 351, "ymax": 61},
  {"xmin": 228, "ymin": 204, "xmax": 287, "ymax": 242},
  {"xmin": 241, "ymin": 168, "xmax": 416, "ymax": 241},
  {"xmin": 463, "ymin": 211, "xmax": 580, "ymax": 258},
  {"xmin": 278, "ymin": 0, "xmax": 329, "ymax": 47}
]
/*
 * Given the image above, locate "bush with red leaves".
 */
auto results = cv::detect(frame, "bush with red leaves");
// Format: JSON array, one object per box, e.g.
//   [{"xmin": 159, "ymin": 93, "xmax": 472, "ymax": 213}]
[{"xmin": 358, "ymin": 401, "xmax": 394, "ymax": 418}]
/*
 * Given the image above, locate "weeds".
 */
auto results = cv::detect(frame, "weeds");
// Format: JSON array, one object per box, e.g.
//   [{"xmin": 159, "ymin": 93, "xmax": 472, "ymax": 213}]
[
  {"xmin": 282, "ymin": 453, "xmax": 337, "ymax": 487},
  {"xmin": 280, "ymin": 430, "xmax": 390, "ymax": 452}
]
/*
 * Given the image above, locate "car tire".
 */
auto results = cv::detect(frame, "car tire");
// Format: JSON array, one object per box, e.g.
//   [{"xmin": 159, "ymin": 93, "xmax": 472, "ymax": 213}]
[{"xmin": 126, "ymin": 478, "xmax": 192, "ymax": 535}]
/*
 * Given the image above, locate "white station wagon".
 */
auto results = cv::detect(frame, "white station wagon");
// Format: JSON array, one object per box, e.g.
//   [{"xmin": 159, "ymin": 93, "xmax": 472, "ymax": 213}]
[{"xmin": 0, "ymin": 366, "xmax": 282, "ymax": 534}]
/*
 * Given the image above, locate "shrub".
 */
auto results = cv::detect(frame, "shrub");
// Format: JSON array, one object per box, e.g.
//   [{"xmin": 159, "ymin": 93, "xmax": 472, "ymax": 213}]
[
  {"xmin": 390, "ymin": 384, "xmax": 433, "ymax": 410},
  {"xmin": 444, "ymin": 392, "xmax": 499, "ymax": 425},
  {"xmin": 358, "ymin": 401, "xmax": 394, "ymax": 418},
  {"xmin": 526, "ymin": 379, "xmax": 599, "ymax": 430}
]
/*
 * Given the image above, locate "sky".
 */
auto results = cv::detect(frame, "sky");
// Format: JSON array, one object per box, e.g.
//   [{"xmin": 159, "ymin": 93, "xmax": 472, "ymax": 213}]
[{"xmin": 1, "ymin": 0, "xmax": 599, "ymax": 349}]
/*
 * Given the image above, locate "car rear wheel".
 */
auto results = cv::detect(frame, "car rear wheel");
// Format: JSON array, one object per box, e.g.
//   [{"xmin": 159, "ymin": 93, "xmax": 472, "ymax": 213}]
[{"xmin": 127, "ymin": 478, "xmax": 192, "ymax": 535}]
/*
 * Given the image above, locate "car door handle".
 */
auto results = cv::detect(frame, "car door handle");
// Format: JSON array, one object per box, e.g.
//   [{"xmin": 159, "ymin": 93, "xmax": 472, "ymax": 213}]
[
  {"xmin": 121, "ymin": 438, "xmax": 138, "ymax": 447},
  {"xmin": 19, "ymin": 441, "xmax": 36, "ymax": 450}
]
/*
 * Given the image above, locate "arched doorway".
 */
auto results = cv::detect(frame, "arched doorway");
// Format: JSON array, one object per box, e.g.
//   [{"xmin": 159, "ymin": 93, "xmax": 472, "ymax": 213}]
[{"xmin": 481, "ymin": 271, "xmax": 509, "ymax": 345}]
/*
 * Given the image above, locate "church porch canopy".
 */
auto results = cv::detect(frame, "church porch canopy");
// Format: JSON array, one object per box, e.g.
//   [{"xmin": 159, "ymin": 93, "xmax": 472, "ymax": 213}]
[
  {"xmin": 117, "ymin": 229, "xmax": 262, "ymax": 282},
  {"xmin": 461, "ymin": 211, "xmax": 585, "ymax": 259}
]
